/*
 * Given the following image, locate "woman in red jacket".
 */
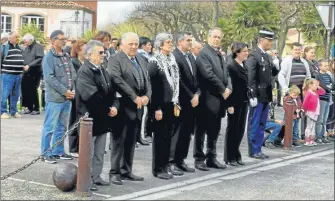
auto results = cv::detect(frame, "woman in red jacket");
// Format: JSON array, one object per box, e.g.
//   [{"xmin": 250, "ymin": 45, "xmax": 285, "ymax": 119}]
[{"xmin": 302, "ymin": 78, "xmax": 326, "ymax": 146}]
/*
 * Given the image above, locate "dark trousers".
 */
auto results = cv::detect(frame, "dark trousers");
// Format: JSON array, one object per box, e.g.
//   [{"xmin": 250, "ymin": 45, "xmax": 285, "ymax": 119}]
[
  {"xmin": 41, "ymin": 90, "xmax": 46, "ymax": 108},
  {"xmin": 21, "ymin": 73, "xmax": 41, "ymax": 111},
  {"xmin": 110, "ymin": 113, "xmax": 140, "ymax": 175},
  {"xmin": 193, "ymin": 107, "xmax": 222, "ymax": 163},
  {"xmin": 247, "ymin": 103, "xmax": 269, "ymax": 155},
  {"xmin": 68, "ymin": 99, "xmax": 79, "ymax": 153},
  {"xmin": 152, "ymin": 103, "xmax": 176, "ymax": 174},
  {"xmin": 170, "ymin": 105, "xmax": 195, "ymax": 165},
  {"xmin": 275, "ymin": 80, "xmax": 282, "ymax": 105},
  {"xmin": 224, "ymin": 102, "xmax": 248, "ymax": 163}
]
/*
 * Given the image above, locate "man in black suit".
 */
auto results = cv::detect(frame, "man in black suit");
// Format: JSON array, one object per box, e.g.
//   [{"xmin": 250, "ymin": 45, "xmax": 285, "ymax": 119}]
[
  {"xmin": 170, "ymin": 32, "xmax": 200, "ymax": 173},
  {"xmin": 107, "ymin": 32, "xmax": 151, "ymax": 185},
  {"xmin": 246, "ymin": 30, "xmax": 279, "ymax": 159},
  {"xmin": 194, "ymin": 27, "xmax": 232, "ymax": 171}
]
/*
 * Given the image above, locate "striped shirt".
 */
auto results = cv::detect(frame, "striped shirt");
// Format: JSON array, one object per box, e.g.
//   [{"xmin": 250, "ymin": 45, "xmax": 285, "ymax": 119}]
[
  {"xmin": 289, "ymin": 58, "xmax": 306, "ymax": 87},
  {"xmin": 319, "ymin": 73, "xmax": 332, "ymax": 102},
  {"xmin": 1, "ymin": 43, "xmax": 24, "ymax": 74}
]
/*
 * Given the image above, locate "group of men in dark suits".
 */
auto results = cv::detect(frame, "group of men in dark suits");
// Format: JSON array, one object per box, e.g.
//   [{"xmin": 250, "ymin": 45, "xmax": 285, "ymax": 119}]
[{"xmin": 83, "ymin": 28, "xmax": 277, "ymax": 189}]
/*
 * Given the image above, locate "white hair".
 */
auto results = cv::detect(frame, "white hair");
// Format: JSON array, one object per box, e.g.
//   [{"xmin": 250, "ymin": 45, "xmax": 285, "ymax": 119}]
[
  {"xmin": 208, "ymin": 27, "xmax": 222, "ymax": 37},
  {"xmin": 85, "ymin": 40, "xmax": 104, "ymax": 59},
  {"xmin": 121, "ymin": 32, "xmax": 139, "ymax": 45},
  {"xmin": 22, "ymin": 33, "xmax": 35, "ymax": 42},
  {"xmin": 154, "ymin": 33, "xmax": 173, "ymax": 51}
]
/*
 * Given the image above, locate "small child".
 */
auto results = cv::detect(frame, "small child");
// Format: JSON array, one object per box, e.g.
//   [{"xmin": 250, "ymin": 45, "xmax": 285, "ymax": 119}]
[
  {"xmin": 302, "ymin": 78, "xmax": 326, "ymax": 146},
  {"xmin": 283, "ymin": 85, "xmax": 303, "ymax": 147}
]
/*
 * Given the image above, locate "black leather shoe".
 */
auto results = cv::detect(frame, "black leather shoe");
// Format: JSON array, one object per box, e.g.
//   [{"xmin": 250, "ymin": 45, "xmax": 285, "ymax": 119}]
[
  {"xmin": 154, "ymin": 172, "xmax": 171, "ymax": 180},
  {"xmin": 195, "ymin": 162, "xmax": 209, "ymax": 171},
  {"xmin": 177, "ymin": 162, "xmax": 195, "ymax": 173},
  {"xmin": 168, "ymin": 164, "xmax": 184, "ymax": 176},
  {"xmin": 110, "ymin": 175, "xmax": 123, "ymax": 185},
  {"xmin": 93, "ymin": 177, "xmax": 110, "ymax": 186},
  {"xmin": 90, "ymin": 183, "xmax": 98, "ymax": 191},
  {"xmin": 121, "ymin": 173, "xmax": 144, "ymax": 181},
  {"xmin": 236, "ymin": 160, "xmax": 245, "ymax": 165},
  {"xmin": 206, "ymin": 159, "xmax": 227, "ymax": 169},
  {"xmin": 138, "ymin": 137, "xmax": 150, "ymax": 146},
  {"xmin": 260, "ymin": 152, "xmax": 269, "ymax": 159}
]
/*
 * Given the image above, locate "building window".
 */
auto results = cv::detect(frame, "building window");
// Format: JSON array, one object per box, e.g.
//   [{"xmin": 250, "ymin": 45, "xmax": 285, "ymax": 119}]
[
  {"xmin": 21, "ymin": 14, "xmax": 45, "ymax": 32},
  {"xmin": 1, "ymin": 13, "xmax": 12, "ymax": 33}
]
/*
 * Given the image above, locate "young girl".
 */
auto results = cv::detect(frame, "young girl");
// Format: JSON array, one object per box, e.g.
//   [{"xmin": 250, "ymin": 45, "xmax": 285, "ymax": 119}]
[{"xmin": 302, "ymin": 78, "xmax": 326, "ymax": 146}]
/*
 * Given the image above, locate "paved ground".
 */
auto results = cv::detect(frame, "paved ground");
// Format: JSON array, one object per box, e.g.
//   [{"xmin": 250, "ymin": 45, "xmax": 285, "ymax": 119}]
[{"xmin": 1, "ymin": 108, "xmax": 334, "ymax": 200}]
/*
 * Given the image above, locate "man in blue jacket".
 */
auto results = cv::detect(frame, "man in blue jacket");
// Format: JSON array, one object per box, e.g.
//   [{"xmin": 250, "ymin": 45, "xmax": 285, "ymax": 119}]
[{"xmin": 40, "ymin": 30, "xmax": 76, "ymax": 163}]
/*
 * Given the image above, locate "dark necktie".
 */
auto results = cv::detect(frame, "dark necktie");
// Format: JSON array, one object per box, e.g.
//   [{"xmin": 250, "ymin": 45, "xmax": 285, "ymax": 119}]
[
  {"xmin": 185, "ymin": 54, "xmax": 193, "ymax": 75},
  {"xmin": 130, "ymin": 57, "xmax": 140, "ymax": 70}
]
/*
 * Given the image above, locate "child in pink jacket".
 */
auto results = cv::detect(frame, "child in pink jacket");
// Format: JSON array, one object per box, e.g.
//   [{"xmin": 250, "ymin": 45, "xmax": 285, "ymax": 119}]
[{"xmin": 302, "ymin": 78, "xmax": 326, "ymax": 146}]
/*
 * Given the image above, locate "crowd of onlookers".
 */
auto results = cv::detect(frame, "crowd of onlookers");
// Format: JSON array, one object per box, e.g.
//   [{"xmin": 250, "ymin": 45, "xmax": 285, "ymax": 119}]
[{"xmin": 1, "ymin": 29, "xmax": 334, "ymax": 192}]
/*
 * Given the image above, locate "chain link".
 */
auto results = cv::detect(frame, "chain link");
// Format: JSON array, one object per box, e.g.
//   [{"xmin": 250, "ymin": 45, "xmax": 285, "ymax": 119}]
[{"xmin": 1, "ymin": 113, "xmax": 89, "ymax": 181}]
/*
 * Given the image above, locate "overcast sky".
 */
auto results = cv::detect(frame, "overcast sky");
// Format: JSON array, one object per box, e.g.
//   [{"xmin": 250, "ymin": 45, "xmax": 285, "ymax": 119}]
[{"xmin": 97, "ymin": 1, "xmax": 139, "ymax": 28}]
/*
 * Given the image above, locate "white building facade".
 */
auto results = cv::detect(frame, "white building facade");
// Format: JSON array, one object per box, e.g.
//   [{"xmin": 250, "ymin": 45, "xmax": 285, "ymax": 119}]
[{"xmin": 1, "ymin": 1, "xmax": 94, "ymax": 39}]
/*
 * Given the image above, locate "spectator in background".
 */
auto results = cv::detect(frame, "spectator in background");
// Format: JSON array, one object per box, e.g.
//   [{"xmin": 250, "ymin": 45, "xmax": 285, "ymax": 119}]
[
  {"xmin": 303, "ymin": 46, "xmax": 319, "ymax": 78},
  {"xmin": 1, "ymin": 32, "xmax": 24, "ymax": 119},
  {"xmin": 40, "ymin": 30, "xmax": 76, "ymax": 163},
  {"xmin": 21, "ymin": 34, "xmax": 44, "ymax": 115},
  {"xmin": 138, "ymin": 36, "xmax": 152, "ymax": 63},
  {"xmin": 271, "ymin": 49, "xmax": 282, "ymax": 106},
  {"xmin": 283, "ymin": 85, "xmax": 303, "ymax": 147},
  {"xmin": 1, "ymin": 33, "xmax": 9, "ymax": 44},
  {"xmin": 93, "ymin": 31, "xmax": 112, "ymax": 68},
  {"xmin": 64, "ymin": 39, "xmax": 76, "ymax": 56},
  {"xmin": 137, "ymin": 36, "xmax": 153, "ymax": 146},
  {"xmin": 68, "ymin": 40, "xmax": 86, "ymax": 158},
  {"xmin": 327, "ymin": 59, "xmax": 335, "ymax": 140},
  {"xmin": 109, "ymin": 37, "xmax": 119, "ymax": 55},
  {"xmin": 190, "ymin": 41, "xmax": 202, "ymax": 60},
  {"xmin": 278, "ymin": 42, "xmax": 311, "ymax": 141},
  {"xmin": 315, "ymin": 59, "xmax": 333, "ymax": 144}
]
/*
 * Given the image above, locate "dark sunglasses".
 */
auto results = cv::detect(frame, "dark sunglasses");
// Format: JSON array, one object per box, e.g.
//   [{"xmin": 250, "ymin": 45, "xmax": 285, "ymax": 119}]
[{"xmin": 54, "ymin": 37, "xmax": 66, "ymax": 41}]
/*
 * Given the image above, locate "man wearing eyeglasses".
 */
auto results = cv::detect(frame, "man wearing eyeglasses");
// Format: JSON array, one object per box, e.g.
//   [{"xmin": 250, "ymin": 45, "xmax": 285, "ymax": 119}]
[{"xmin": 40, "ymin": 30, "xmax": 76, "ymax": 164}]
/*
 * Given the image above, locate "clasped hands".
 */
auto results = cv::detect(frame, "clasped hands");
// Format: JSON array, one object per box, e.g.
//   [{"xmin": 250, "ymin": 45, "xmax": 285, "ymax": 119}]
[{"xmin": 134, "ymin": 96, "xmax": 149, "ymax": 109}]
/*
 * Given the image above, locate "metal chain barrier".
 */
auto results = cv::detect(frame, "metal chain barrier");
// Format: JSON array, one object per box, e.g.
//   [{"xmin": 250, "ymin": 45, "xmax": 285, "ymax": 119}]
[{"xmin": 1, "ymin": 113, "xmax": 89, "ymax": 181}]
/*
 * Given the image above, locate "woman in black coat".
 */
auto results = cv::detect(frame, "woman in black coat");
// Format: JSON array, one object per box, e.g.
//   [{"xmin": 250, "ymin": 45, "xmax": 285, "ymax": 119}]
[
  {"xmin": 148, "ymin": 33, "xmax": 181, "ymax": 180},
  {"xmin": 68, "ymin": 40, "xmax": 86, "ymax": 157},
  {"xmin": 224, "ymin": 42, "xmax": 250, "ymax": 166},
  {"xmin": 76, "ymin": 40, "xmax": 119, "ymax": 190}
]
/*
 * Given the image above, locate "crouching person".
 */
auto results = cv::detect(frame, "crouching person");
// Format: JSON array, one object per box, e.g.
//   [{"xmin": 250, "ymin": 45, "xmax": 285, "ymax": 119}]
[{"xmin": 76, "ymin": 40, "xmax": 119, "ymax": 191}]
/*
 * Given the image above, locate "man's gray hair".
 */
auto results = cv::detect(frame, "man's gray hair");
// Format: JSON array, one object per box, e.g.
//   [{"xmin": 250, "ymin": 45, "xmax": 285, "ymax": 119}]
[
  {"xmin": 22, "ymin": 33, "xmax": 35, "ymax": 42},
  {"xmin": 154, "ymin": 33, "xmax": 173, "ymax": 51},
  {"xmin": 85, "ymin": 40, "xmax": 104, "ymax": 59},
  {"xmin": 174, "ymin": 31, "xmax": 192, "ymax": 45},
  {"xmin": 208, "ymin": 27, "xmax": 222, "ymax": 37},
  {"xmin": 121, "ymin": 32, "xmax": 139, "ymax": 45}
]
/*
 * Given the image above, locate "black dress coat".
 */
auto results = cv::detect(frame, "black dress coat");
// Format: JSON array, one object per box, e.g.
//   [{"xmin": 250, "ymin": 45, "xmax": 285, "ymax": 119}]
[
  {"xmin": 76, "ymin": 60, "xmax": 119, "ymax": 136},
  {"xmin": 196, "ymin": 43, "xmax": 232, "ymax": 117},
  {"xmin": 107, "ymin": 51, "xmax": 152, "ymax": 121}
]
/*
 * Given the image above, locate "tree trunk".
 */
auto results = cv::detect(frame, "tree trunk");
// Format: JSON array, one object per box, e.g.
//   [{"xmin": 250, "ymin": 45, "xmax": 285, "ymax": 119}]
[
  {"xmin": 212, "ymin": 1, "xmax": 219, "ymax": 27},
  {"xmin": 277, "ymin": 23, "xmax": 289, "ymax": 57}
]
